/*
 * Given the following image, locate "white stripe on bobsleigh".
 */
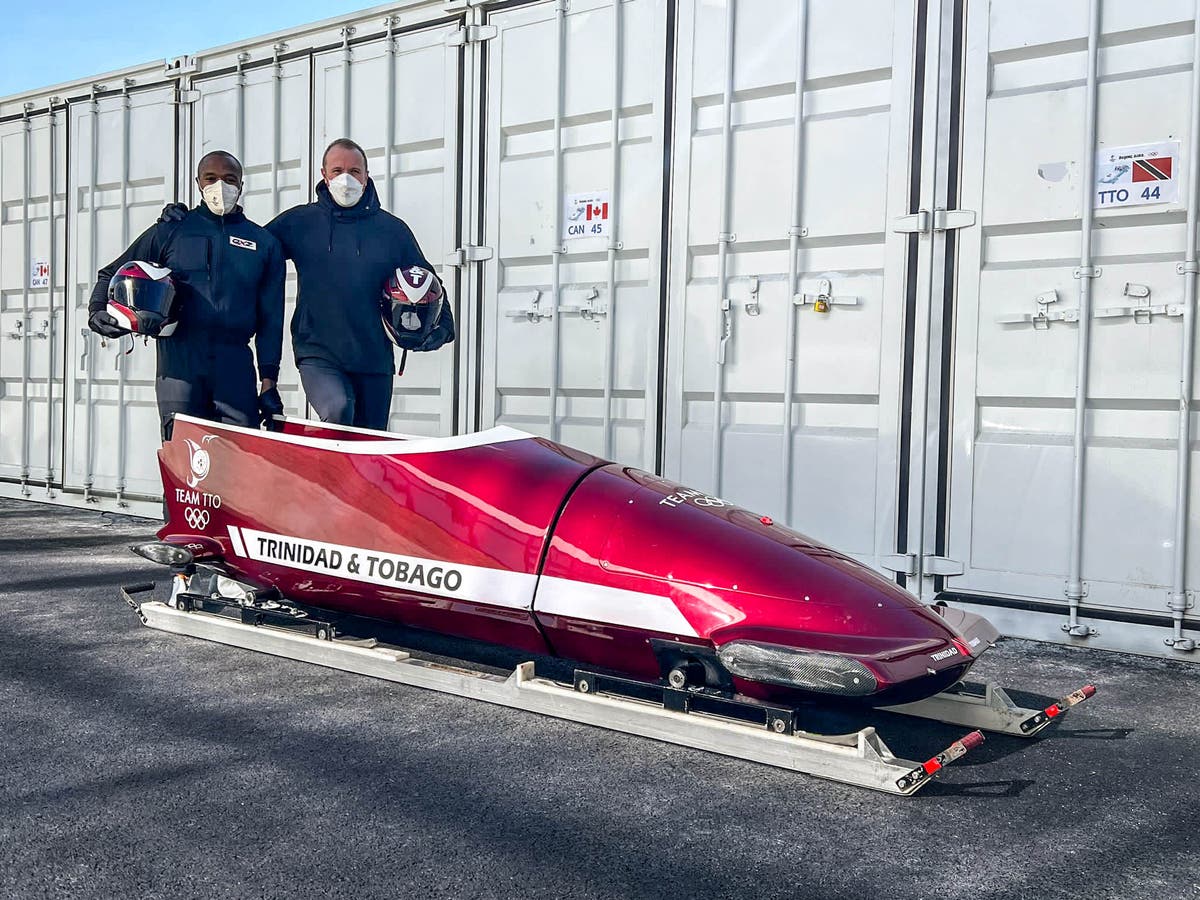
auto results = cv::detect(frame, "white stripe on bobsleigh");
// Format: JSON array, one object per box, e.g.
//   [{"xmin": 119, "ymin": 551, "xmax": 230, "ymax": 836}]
[
  {"xmin": 220, "ymin": 526, "xmax": 698, "ymax": 637},
  {"xmin": 235, "ymin": 527, "xmax": 534, "ymax": 610},
  {"xmin": 172, "ymin": 413, "xmax": 533, "ymax": 456},
  {"xmin": 226, "ymin": 525, "xmax": 248, "ymax": 558},
  {"xmin": 534, "ymin": 576, "xmax": 699, "ymax": 638}
]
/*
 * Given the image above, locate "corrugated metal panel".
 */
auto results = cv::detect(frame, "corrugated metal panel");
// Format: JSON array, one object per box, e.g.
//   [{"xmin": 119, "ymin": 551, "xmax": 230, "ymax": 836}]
[
  {"xmin": 477, "ymin": 0, "xmax": 667, "ymax": 470},
  {"xmin": 943, "ymin": 0, "xmax": 1200, "ymax": 654},
  {"xmin": 62, "ymin": 83, "xmax": 176, "ymax": 514},
  {"xmin": 0, "ymin": 104, "xmax": 67, "ymax": 495},
  {"xmin": 663, "ymin": 0, "xmax": 919, "ymax": 571}
]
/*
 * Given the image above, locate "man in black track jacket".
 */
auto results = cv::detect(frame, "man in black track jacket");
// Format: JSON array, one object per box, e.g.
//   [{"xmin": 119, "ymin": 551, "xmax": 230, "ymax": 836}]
[{"xmin": 91, "ymin": 150, "xmax": 285, "ymax": 441}]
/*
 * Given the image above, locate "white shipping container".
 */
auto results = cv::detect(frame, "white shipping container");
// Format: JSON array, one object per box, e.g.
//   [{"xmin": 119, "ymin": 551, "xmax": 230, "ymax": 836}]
[
  {"xmin": 664, "ymin": 0, "xmax": 916, "ymax": 574},
  {"xmin": 478, "ymin": 0, "xmax": 667, "ymax": 470},
  {"xmin": 1, "ymin": 104, "xmax": 66, "ymax": 496},
  {"xmin": 0, "ymin": 0, "xmax": 1197, "ymax": 660},
  {"xmin": 65, "ymin": 83, "xmax": 176, "ymax": 509},
  {"xmin": 946, "ymin": 0, "xmax": 1200, "ymax": 656}
]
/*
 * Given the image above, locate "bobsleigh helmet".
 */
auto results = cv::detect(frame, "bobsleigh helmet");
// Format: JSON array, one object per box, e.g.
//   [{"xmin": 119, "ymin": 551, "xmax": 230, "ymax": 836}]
[
  {"xmin": 381, "ymin": 265, "xmax": 444, "ymax": 350},
  {"xmin": 107, "ymin": 261, "xmax": 179, "ymax": 337}
]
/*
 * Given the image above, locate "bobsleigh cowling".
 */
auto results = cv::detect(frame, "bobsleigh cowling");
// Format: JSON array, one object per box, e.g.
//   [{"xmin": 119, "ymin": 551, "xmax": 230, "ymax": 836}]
[{"xmin": 155, "ymin": 414, "xmax": 999, "ymax": 706}]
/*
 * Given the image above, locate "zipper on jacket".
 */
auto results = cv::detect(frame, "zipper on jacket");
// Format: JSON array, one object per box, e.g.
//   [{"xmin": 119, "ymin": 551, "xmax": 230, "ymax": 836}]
[{"xmin": 217, "ymin": 215, "xmax": 225, "ymax": 310}]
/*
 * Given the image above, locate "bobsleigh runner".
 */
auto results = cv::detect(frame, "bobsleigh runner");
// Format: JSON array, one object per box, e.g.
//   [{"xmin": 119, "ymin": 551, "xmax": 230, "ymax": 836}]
[{"xmin": 121, "ymin": 414, "xmax": 1096, "ymax": 795}]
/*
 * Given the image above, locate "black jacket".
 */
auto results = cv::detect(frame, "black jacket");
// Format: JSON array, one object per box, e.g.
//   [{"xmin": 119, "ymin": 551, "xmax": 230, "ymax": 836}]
[
  {"xmin": 88, "ymin": 204, "xmax": 286, "ymax": 381},
  {"xmin": 266, "ymin": 178, "xmax": 443, "ymax": 375}
]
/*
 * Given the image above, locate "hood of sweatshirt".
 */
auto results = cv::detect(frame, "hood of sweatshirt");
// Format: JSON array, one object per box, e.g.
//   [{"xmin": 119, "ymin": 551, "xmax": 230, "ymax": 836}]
[{"xmin": 315, "ymin": 177, "xmax": 381, "ymax": 254}]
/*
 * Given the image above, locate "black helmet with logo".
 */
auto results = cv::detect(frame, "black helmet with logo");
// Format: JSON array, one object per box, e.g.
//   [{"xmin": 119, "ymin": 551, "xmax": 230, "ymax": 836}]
[
  {"xmin": 380, "ymin": 266, "xmax": 444, "ymax": 351},
  {"xmin": 107, "ymin": 261, "xmax": 179, "ymax": 337}
]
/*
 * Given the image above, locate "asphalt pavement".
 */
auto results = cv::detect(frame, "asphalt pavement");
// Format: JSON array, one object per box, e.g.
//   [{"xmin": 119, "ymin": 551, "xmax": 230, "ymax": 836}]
[{"xmin": 1, "ymin": 497, "xmax": 1198, "ymax": 900}]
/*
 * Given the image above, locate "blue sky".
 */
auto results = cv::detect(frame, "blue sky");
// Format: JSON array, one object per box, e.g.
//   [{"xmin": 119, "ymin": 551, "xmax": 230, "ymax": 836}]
[{"xmin": 2, "ymin": 0, "xmax": 378, "ymax": 97}]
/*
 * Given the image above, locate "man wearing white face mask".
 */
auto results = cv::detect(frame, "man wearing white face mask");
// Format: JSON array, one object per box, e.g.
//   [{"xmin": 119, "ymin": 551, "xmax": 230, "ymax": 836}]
[
  {"xmin": 265, "ymin": 137, "xmax": 453, "ymax": 429},
  {"xmin": 90, "ymin": 150, "xmax": 286, "ymax": 440}
]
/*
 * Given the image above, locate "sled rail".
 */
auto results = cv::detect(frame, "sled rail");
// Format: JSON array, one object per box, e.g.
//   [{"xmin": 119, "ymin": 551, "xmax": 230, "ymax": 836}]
[{"xmin": 120, "ymin": 583, "xmax": 1090, "ymax": 796}]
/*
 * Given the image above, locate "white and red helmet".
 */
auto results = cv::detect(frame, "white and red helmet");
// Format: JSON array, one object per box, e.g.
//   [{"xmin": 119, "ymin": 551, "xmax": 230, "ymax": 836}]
[
  {"xmin": 380, "ymin": 265, "xmax": 444, "ymax": 350},
  {"xmin": 107, "ymin": 261, "xmax": 179, "ymax": 337}
]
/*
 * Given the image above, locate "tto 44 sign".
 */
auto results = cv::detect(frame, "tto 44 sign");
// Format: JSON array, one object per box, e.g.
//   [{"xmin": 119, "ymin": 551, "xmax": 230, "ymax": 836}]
[{"xmin": 1095, "ymin": 141, "xmax": 1180, "ymax": 208}]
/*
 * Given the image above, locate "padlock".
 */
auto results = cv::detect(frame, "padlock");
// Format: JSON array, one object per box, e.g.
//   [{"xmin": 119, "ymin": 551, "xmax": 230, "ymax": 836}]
[{"xmin": 813, "ymin": 295, "xmax": 830, "ymax": 313}]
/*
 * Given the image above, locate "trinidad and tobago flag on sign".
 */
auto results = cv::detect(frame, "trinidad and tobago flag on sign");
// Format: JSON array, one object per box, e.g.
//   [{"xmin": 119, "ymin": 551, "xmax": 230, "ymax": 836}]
[{"xmin": 1132, "ymin": 157, "xmax": 1172, "ymax": 181}]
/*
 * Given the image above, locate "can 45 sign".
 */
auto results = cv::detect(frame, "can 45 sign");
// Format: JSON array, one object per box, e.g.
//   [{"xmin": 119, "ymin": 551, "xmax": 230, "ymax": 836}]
[
  {"xmin": 563, "ymin": 191, "xmax": 611, "ymax": 240},
  {"xmin": 1095, "ymin": 141, "xmax": 1179, "ymax": 208}
]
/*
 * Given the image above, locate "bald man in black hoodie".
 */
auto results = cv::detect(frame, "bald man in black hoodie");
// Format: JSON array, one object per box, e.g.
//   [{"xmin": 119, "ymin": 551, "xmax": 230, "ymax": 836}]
[{"xmin": 268, "ymin": 138, "xmax": 454, "ymax": 429}]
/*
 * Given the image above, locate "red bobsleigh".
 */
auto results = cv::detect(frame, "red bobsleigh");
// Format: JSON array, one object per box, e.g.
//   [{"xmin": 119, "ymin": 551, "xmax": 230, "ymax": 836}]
[{"xmin": 153, "ymin": 414, "xmax": 1002, "ymax": 706}]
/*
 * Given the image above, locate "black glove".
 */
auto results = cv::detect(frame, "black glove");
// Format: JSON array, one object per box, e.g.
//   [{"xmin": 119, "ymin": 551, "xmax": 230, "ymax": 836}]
[
  {"xmin": 158, "ymin": 202, "xmax": 188, "ymax": 224},
  {"xmin": 416, "ymin": 306, "xmax": 456, "ymax": 352},
  {"xmin": 88, "ymin": 309, "xmax": 127, "ymax": 338},
  {"xmin": 258, "ymin": 385, "xmax": 285, "ymax": 430}
]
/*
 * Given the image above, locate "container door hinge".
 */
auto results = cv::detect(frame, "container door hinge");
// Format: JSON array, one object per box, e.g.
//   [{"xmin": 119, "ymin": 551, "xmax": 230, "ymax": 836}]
[
  {"xmin": 445, "ymin": 245, "xmax": 494, "ymax": 267},
  {"xmin": 445, "ymin": 24, "xmax": 498, "ymax": 46},
  {"xmin": 892, "ymin": 208, "xmax": 976, "ymax": 234},
  {"xmin": 881, "ymin": 553, "xmax": 917, "ymax": 575},
  {"xmin": 1166, "ymin": 590, "xmax": 1195, "ymax": 612},
  {"xmin": 925, "ymin": 556, "xmax": 965, "ymax": 577},
  {"xmin": 881, "ymin": 554, "xmax": 964, "ymax": 577}
]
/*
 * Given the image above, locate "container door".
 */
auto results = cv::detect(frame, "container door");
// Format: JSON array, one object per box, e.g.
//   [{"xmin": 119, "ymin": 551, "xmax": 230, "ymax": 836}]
[
  {"xmin": 64, "ymin": 85, "xmax": 176, "ymax": 515},
  {"xmin": 312, "ymin": 22, "xmax": 463, "ymax": 437},
  {"xmin": 942, "ymin": 0, "xmax": 1200, "ymax": 655},
  {"xmin": 189, "ymin": 54, "xmax": 314, "ymax": 416},
  {"xmin": 662, "ymin": 0, "xmax": 922, "ymax": 570},
  {"xmin": 476, "ymin": 0, "xmax": 668, "ymax": 471},
  {"xmin": 0, "ymin": 107, "xmax": 66, "ymax": 499}
]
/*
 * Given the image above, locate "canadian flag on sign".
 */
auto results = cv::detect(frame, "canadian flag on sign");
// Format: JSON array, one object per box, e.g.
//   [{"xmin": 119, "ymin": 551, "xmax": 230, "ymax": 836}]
[{"xmin": 586, "ymin": 202, "xmax": 609, "ymax": 221}]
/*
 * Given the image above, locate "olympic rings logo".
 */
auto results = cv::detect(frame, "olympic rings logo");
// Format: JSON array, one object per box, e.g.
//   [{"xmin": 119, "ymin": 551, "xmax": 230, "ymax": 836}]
[
  {"xmin": 184, "ymin": 507, "xmax": 210, "ymax": 530},
  {"xmin": 693, "ymin": 495, "xmax": 726, "ymax": 508}
]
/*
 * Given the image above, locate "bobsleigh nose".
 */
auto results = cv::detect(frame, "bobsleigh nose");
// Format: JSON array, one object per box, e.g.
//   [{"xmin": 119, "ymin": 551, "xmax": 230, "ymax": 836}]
[
  {"xmin": 542, "ymin": 465, "xmax": 994, "ymax": 704},
  {"xmin": 708, "ymin": 589, "xmax": 980, "ymax": 704}
]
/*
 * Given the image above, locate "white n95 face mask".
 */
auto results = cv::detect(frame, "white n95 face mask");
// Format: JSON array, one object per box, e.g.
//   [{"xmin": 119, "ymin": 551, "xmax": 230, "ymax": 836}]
[
  {"xmin": 328, "ymin": 172, "xmax": 365, "ymax": 208},
  {"xmin": 201, "ymin": 181, "xmax": 241, "ymax": 216}
]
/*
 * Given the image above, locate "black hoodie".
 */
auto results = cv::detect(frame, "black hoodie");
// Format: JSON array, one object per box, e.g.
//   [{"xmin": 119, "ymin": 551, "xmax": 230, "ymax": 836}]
[
  {"xmin": 88, "ymin": 203, "xmax": 285, "ymax": 381},
  {"xmin": 267, "ymin": 178, "xmax": 437, "ymax": 375}
]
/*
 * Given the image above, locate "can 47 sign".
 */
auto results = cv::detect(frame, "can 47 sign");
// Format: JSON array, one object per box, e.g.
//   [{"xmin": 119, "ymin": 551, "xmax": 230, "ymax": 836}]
[
  {"xmin": 1095, "ymin": 141, "xmax": 1179, "ymax": 208},
  {"xmin": 29, "ymin": 259, "xmax": 49, "ymax": 289}
]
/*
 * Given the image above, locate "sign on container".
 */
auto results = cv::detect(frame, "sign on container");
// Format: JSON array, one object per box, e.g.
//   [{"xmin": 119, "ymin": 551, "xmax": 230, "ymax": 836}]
[
  {"xmin": 563, "ymin": 190, "xmax": 612, "ymax": 240},
  {"xmin": 29, "ymin": 259, "xmax": 49, "ymax": 289},
  {"xmin": 1094, "ymin": 141, "xmax": 1179, "ymax": 208}
]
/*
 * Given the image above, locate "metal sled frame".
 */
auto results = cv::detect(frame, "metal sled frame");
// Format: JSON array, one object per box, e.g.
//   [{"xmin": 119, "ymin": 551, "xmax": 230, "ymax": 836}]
[{"xmin": 121, "ymin": 580, "xmax": 1092, "ymax": 796}]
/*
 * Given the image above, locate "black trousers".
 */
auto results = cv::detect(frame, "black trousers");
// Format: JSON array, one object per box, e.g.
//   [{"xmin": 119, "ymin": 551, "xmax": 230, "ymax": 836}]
[
  {"xmin": 156, "ymin": 340, "xmax": 258, "ymax": 441},
  {"xmin": 298, "ymin": 358, "xmax": 392, "ymax": 431}
]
